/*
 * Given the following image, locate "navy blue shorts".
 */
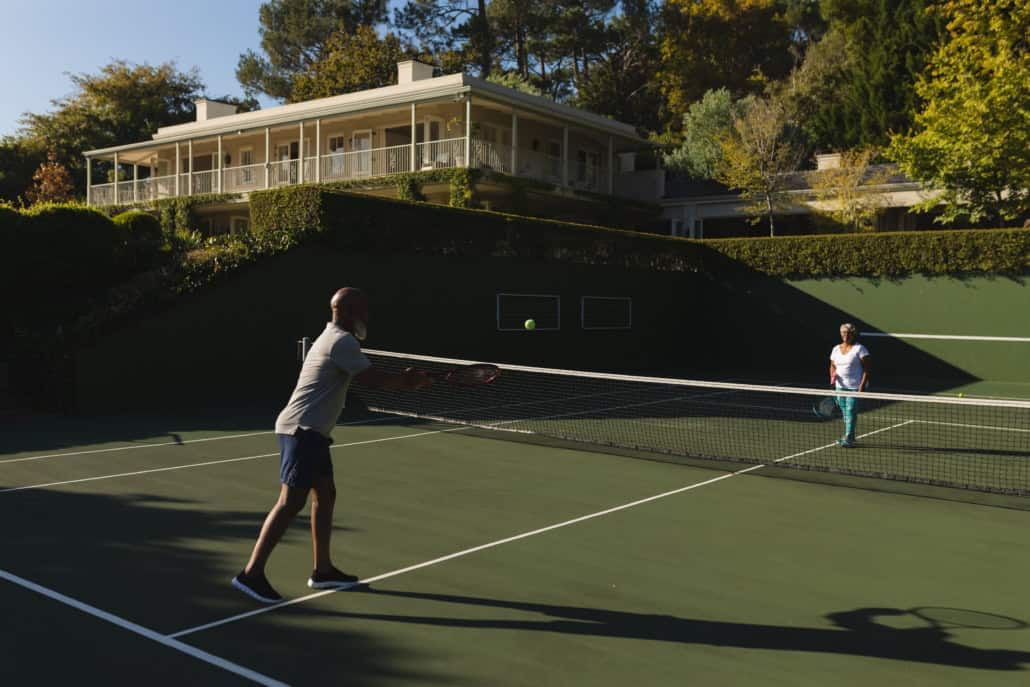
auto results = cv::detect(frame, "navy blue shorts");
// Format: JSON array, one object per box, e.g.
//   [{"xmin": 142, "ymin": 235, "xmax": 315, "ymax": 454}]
[{"xmin": 278, "ymin": 429, "xmax": 333, "ymax": 489}]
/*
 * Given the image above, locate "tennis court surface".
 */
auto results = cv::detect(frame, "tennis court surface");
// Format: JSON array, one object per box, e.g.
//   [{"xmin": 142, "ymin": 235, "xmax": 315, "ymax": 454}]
[{"xmin": 3, "ymin": 352, "xmax": 1030, "ymax": 686}]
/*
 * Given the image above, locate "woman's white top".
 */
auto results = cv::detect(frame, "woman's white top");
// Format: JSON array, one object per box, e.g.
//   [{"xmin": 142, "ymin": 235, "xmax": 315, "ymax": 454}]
[{"xmin": 830, "ymin": 343, "xmax": 869, "ymax": 389}]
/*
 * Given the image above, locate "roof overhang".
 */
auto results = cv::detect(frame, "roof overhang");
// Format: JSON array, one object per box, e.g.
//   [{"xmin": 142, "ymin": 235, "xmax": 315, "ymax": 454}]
[{"xmin": 86, "ymin": 72, "xmax": 647, "ymax": 158}]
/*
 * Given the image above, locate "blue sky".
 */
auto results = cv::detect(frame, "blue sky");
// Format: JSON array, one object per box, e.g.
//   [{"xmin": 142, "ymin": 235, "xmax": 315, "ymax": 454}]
[{"xmin": 0, "ymin": 0, "xmax": 282, "ymax": 137}]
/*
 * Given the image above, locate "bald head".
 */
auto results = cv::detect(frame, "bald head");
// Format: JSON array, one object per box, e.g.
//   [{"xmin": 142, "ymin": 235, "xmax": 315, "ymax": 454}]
[{"xmin": 330, "ymin": 287, "xmax": 369, "ymax": 337}]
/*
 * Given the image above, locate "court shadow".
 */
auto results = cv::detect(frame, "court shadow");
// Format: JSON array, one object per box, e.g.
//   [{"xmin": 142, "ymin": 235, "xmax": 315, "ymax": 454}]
[
  {"xmin": 0, "ymin": 487, "xmax": 433, "ymax": 686},
  {"xmin": 328, "ymin": 589, "xmax": 1030, "ymax": 671}
]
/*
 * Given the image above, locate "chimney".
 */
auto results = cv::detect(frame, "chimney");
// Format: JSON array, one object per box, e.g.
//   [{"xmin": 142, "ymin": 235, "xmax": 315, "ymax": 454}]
[
  {"xmin": 195, "ymin": 99, "xmax": 238, "ymax": 122},
  {"xmin": 816, "ymin": 153, "xmax": 842, "ymax": 170},
  {"xmin": 397, "ymin": 61, "xmax": 434, "ymax": 85}
]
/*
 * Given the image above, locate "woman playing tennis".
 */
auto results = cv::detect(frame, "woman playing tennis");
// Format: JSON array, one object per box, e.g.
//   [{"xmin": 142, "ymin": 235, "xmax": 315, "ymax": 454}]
[{"xmin": 829, "ymin": 323, "xmax": 870, "ymax": 448}]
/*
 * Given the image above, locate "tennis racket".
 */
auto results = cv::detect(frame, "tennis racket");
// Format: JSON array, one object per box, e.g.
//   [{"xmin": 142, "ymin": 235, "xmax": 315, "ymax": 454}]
[
  {"xmin": 812, "ymin": 396, "xmax": 839, "ymax": 420},
  {"xmin": 908, "ymin": 607, "xmax": 1027, "ymax": 630},
  {"xmin": 420, "ymin": 364, "xmax": 500, "ymax": 387}
]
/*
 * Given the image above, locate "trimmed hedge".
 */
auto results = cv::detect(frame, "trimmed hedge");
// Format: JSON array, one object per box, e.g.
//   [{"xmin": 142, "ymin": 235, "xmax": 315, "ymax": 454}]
[
  {"xmin": 102, "ymin": 192, "xmax": 242, "ymax": 237},
  {"xmin": 112, "ymin": 209, "xmax": 162, "ymax": 242},
  {"xmin": 249, "ymin": 185, "xmax": 1030, "ymax": 277},
  {"xmin": 705, "ymin": 228, "xmax": 1030, "ymax": 278}
]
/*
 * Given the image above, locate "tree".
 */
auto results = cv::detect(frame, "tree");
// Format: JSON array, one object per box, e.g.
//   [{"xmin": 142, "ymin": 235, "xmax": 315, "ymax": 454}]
[
  {"xmin": 888, "ymin": 0, "xmax": 1030, "ymax": 226},
  {"xmin": 17, "ymin": 61, "xmax": 207, "ymax": 197},
  {"xmin": 658, "ymin": 0, "xmax": 794, "ymax": 130},
  {"xmin": 663, "ymin": 88, "xmax": 742, "ymax": 179},
  {"xmin": 816, "ymin": 0, "xmax": 941, "ymax": 149},
  {"xmin": 237, "ymin": 0, "xmax": 388, "ymax": 100},
  {"xmin": 394, "ymin": 0, "xmax": 495, "ymax": 77},
  {"xmin": 291, "ymin": 26, "xmax": 408, "ymax": 101},
  {"xmin": 26, "ymin": 151, "xmax": 76, "ymax": 204},
  {"xmin": 486, "ymin": 70, "xmax": 545, "ymax": 96},
  {"xmin": 572, "ymin": 0, "xmax": 665, "ymax": 132},
  {"xmin": 809, "ymin": 148, "xmax": 893, "ymax": 231},
  {"xmin": 0, "ymin": 136, "xmax": 46, "ymax": 203},
  {"xmin": 715, "ymin": 96, "xmax": 805, "ymax": 236}
]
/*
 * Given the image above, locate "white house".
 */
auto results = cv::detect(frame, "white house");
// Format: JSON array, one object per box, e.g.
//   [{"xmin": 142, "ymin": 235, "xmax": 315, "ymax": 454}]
[{"xmin": 84, "ymin": 61, "xmax": 654, "ymax": 215}]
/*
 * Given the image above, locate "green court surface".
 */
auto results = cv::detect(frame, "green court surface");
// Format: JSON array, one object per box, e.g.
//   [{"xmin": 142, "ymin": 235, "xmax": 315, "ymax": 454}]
[{"xmin": 3, "ymin": 414, "xmax": 1030, "ymax": 686}]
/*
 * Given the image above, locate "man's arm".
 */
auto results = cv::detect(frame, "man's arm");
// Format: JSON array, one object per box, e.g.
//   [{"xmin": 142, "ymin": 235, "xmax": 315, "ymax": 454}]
[
  {"xmin": 355, "ymin": 366, "xmax": 431, "ymax": 390},
  {"xmin": 829, "ymin": 361, "xmax": 837, "ymax": 386}
]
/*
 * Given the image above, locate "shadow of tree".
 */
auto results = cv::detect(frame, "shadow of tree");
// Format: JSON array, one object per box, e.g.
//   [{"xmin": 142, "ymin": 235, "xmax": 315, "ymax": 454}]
[{"xmin": 0, "ymin": 487, "xmax": 442, "ymax": 686}]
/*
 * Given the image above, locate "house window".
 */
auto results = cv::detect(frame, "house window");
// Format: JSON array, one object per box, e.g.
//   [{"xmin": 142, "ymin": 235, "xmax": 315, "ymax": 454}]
[{"xmin": 328, "ymin": 135, "xmax": 346, "ymax": 153}]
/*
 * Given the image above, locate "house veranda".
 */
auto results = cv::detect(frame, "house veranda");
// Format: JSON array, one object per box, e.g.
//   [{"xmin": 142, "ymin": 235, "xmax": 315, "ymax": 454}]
[{"xmin": 85, "ymin": 62, "xmax": 649, "ymax": 220}]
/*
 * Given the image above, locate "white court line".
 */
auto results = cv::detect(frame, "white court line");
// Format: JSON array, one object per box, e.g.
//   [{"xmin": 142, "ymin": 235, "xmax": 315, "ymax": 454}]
[
  {"xmin": 861, "ymin": 332, "xmax": 1030, "ymax": 343},
  {"xmin": 1, "ymin": 414, "xmax": 413, "ymax": 465},
  {"xmin": 0, "ymin": 568, "xmax": 287, "ymax": 687},
  {"xmin": 169, "ymin": 419, "xmax": 915, "ymax": 639},
  {"xmin": 0, "ymin": 431, "xmax": 274, "ymax": 465},
  {"xmin": 913, "ymin": 420, "xmax": 1030, "ymax": 434},
  {"xmin": 0, "ymin": 427, "xmax": 469, "ymax": 495}
]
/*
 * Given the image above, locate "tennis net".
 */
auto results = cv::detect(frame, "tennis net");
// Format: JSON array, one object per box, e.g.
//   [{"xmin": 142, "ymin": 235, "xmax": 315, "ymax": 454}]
[{"xmin": 344, "ymin": 348, "xmax": 1030, "ymax": 496}]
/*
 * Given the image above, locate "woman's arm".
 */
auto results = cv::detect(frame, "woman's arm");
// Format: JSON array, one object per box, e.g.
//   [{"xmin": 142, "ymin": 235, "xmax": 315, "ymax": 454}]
[{"xmin": 858, "ymin": 356, "xmax": 870, "ymax": 391}]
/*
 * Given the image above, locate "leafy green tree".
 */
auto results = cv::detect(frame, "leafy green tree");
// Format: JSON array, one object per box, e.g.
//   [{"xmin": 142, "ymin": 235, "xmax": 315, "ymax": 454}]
[
  {"xmin": 394, "ymin": 0, "xmax": 494, "ymax": 77},
  {"xmin": 0, "ymin": 136, "xmax": 46, "ymax": 203},
  {"xmin": 888, "ymin": 0, "xmax": 1030, "ymax": 226},
  {"xmin": 663, "ymin": 88, "xmax": 743, "ymax": 178},
  {"xmin": 715, "ymin": 96, "xmax": 805, "ymax": 235},
  {"xmin": 486, "ymin": 70, "xmax": 545, "ymax": 96},
  {"xmin": 817, "ymin": 0, "xmax": 941, "ymax": 149},
  {"xmin": 658, "ymin": 0, "xmax": 794, "ymax": 129},
  {"xmin": 237, "ymin": 0, "xmax": 388, "ymax": 100},
  {"xmin": 809, "ymin": 148, "xmax": 892, "ymax": 231},
  {"xmin": 291, "ymin": 26, "xmax": 408, "ymax": 101},
  {"xmin": 17, "ymin": 61, "xmax": 207, "ymax": 196},
  {"xmin": 572, "ymin": 0, "xmax": 665, "ymax": 132}
]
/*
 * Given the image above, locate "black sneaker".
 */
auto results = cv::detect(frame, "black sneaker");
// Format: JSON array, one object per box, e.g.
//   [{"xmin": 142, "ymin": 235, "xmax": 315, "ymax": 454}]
[
  {"xmin": 308, "ymin": 566, "xmax": 360, "ymax": 590},
  {"xmin": 232, "ymin": 570, "xmax": 283, "ymax": 604}
]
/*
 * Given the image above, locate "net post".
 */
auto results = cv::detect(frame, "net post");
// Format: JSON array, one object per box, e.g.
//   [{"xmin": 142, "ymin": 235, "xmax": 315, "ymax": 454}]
[{"xmin": 297, "ymin": 337, "xmax": 312, "ymax": 362}]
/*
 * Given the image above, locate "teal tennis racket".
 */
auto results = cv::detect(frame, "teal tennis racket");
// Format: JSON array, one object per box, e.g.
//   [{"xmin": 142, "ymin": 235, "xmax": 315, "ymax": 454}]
[{"xmin": 813, "ymin": 396, "xmax": 839, "ymax": 420}]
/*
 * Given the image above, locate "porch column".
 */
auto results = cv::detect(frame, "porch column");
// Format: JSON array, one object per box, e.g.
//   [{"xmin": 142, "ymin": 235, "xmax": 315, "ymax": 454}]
[
  {"xmin": 133, "ymin": 164, "xmax": 139, "ymax": 203},
  {"xmin": 264, "ymin": 127, "xmax": 270, "ymax": 189},
  {"xmin": 561, "ymin": 127, "xmax": 568, "ymax": 187},
  {"xmin": 315, "ymin": 119, "xmax": 321, "ymax": 182},
  {"xmin": 187, "ymin": 140, "xmax": 193, "ymax": 196},
  {"xmin": 113, "ymin": 152, "xmax": 119, "ymax": 204},
  {"xmin": 298, "ymin": 121, "xmax": 305, "ymax": 185},
  {"xmin": 511, "ymin": 110, "xmax": 518, "ymax": 177},
  {"xmin": 465, "ymin": 95, "xmax": 471, "ymax": 168},
  {"xmin": 217, "ymin": 135, "xmax": 223, "ymax": 193},
  {"xmin": 607, "ymin": 136, "xmax": 613, "ymax": 195},
  {"xmin": 85, "ymin": 157, "xmax": 91, "ymax": 205},
  {"xmin": 174, "ymin": 142, "xmax": 180, "ymax": 196},
  {"xmin": 410, "ymin": 103, "xmax": 416, "ymax": 172}
]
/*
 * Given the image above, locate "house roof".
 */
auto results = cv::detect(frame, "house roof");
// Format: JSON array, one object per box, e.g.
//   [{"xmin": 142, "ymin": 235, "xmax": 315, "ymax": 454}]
[{"xmin": 85, "ymin": 73, "xmax": 644, "ymax": 157}]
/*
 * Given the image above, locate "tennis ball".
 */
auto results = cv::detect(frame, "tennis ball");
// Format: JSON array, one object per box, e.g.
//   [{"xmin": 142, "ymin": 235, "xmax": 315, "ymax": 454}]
[
  {"xmin": 958, "ymin": 392, "xmax": 965, "ymax": 398},
  {"xmin": 524, "ymin": 319, "xmax": 536, "ymax": 331}
]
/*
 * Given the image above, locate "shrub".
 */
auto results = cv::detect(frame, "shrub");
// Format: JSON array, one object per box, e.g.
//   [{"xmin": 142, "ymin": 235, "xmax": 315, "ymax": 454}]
[{"xmin": 112, "ymin": 210, "xmax": 162, "ymax": 242}]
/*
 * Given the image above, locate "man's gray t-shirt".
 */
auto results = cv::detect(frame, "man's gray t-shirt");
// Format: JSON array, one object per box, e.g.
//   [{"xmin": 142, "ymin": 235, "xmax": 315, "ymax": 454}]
[{"xmin": 275, "ymin": 323, "xmax": 371, "ymax": 439}]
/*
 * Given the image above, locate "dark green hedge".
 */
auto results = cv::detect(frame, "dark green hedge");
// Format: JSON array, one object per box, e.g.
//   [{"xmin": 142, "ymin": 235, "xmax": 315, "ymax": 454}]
[
  {"xmin": 102, "ymin": 193, "xmax": 242, "ymax": 237},
  {"xmin": 704, "ymin": 228, "xmax": 1030, "ymax": 278},
  {"xmin": 251, "ymin": 185, "xmax": 707, "ymax": 271},
  {"xmin": 249, "ymin": 185, "xmax": 1030, "ymax": 278}
]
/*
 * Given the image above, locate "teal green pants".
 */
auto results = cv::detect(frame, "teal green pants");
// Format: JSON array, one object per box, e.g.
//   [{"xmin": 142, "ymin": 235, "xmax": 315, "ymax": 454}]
[{"xmin": 834, "ymin": 384, "xmax": 859, "ymax": 442}]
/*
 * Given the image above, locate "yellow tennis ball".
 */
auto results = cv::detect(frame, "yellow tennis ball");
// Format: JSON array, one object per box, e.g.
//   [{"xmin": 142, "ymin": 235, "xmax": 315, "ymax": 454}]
[
  {"xmin": 958, "ymin": 392, "xmax": 965, "ymax": 398},
  {"xmin": 524, "ymin": 319, "xmax": 536, "ymax": 330}
]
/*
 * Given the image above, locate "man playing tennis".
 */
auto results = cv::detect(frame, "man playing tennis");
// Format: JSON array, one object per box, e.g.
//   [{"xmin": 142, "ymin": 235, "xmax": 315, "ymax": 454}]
[
  {"xmin": 829, "ymin": 322, "xmax": 870, "ymax": 448},
  {"xmin": 232, "ymin": 287, "xmax": 431, "ymax": 603}
]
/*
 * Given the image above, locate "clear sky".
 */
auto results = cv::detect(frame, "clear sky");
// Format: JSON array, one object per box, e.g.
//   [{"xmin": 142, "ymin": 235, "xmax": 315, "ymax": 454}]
[{"xmin": 0, "ymin": 0, "xmax": 281, "ymax": 137}]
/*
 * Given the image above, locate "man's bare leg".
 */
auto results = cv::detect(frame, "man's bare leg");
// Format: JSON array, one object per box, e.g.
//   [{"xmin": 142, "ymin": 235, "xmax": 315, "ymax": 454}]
[
  {"xmin": 244, "ymin": 484, "xmax": 308, "ymax": 575},
  {"xmin": 310, "ymin": 474, "xmax": 337, "ymax": 573}
]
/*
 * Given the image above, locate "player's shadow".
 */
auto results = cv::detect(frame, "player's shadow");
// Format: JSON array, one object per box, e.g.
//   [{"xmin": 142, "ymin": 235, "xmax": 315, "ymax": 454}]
[{"xmin": 331, "ymin": 589, "xmax": 1030, "ymax": 671}]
